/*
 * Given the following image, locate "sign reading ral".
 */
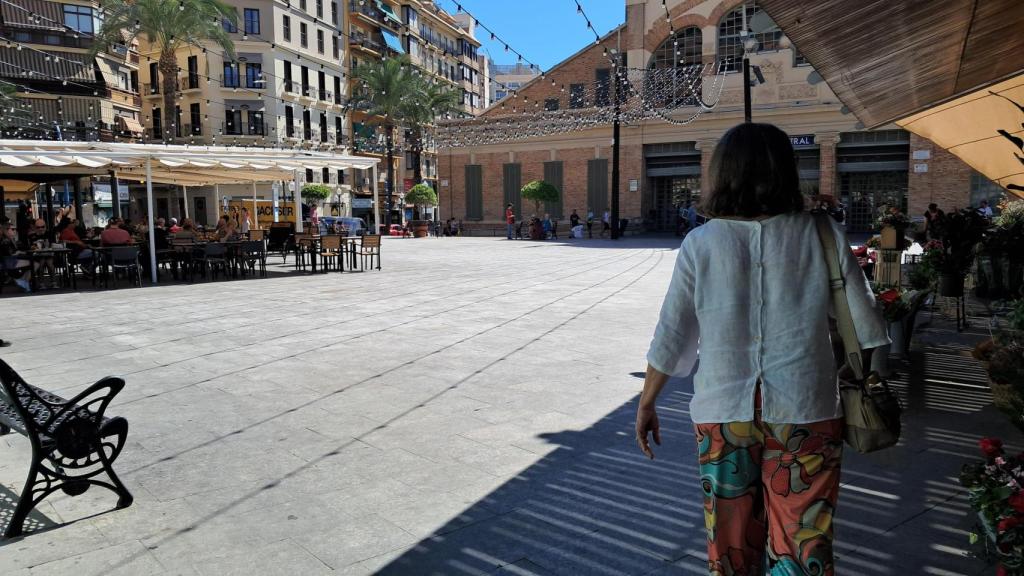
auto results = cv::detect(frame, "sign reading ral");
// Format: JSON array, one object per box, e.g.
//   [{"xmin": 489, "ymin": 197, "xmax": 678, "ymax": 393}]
[{"xmin": 790, "ymin": 135, "xmax": 815, "ymax": 146}]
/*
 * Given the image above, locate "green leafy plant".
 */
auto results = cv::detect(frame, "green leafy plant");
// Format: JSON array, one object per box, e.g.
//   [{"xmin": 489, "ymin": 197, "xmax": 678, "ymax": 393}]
[
  {"xmin": 401, "ymin": 77, "xmax": 461, "ymax": 185},
  {"xmin": 300, "ymin": 184, "xmax": 332, "ymax": 206},
  {"xmin": 93, "ymin": 0, "xmax": 236, "ymax": 144},
  {"xmin": 352, "ymin": 56, "xmax": 417, "ymax": 225},
  {"xmin": 931, "ymin": 208, "xmax": 989, "ymax": 276},
  {"xmin": 405, "ymin": 183, "xmax": 437, "ymax": 220},
  {"xmin": 520, "ymin": 180, "xmax": 560, "ymax": 216}
]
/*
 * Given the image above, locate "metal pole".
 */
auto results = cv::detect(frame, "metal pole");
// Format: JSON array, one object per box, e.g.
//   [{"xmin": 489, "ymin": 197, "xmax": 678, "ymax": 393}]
[
  {"xmin": 385, "ymin": 127, "xmax": 394, "ymax": 227},
  {"xmin": 371, "ymin": 165, "xmax": 380, "ymax": 234},
  {"xmin": 72, "ymin": 179, "xmax": 82, "ymax": 225},
  {"xmin": 146, "ymin": 157, "xmax": 157, "ymax": 284},
  {"xmin": 182, "ymin": 185, "xmax": 189, "ymax": 219},
  {"xmin": 0, "ymin": 186, "xmax": 5, "ymax": 220},
  {"xmin": 273, "ymin": 181, "xmax": 280, "ymax": 223},
  {"xmin": 610, "ymin": 54, "xmax": 621, "ymax": 240},
  {"xmin": 294, "ymin": 171, "xmax": 303, "ymax": 233},
  {"xmin": 110, "ymin": 169, "xmax": 121, "ymax": 220},
  {"xmin": 45, "ymin": 181, "xmax": 54, "ymax": 239},
  {"xmin": 251, "ymin": 180, "xmax": 257, "ymax": 230},
  {"xmin": 743, "ymin": 57, "xmax": 752, "ymax": 123}
]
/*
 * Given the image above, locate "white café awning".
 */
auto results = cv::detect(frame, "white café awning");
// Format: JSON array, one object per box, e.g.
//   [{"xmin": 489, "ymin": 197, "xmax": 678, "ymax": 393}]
[{"xmin": 0, "ymin": 140, "xmax": 380, "ymax": 185}]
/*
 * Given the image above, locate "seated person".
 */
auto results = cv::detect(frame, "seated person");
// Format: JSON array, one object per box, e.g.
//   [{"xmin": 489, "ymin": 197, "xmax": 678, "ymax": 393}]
[
  {"xmin": 168, "ymin": 218, "xmax": 182, "ymax": 233},
  {"xmin": 215, "ymin": 215, "xmax": 239, "ymax": 242},
  {"xmin": 100, "ymin": 219, "xmax": 133, "ymax": 246},
  {"xmin": 173, "ymin": 219, "xmax": 197, "ymax": 241},
  {"xmin": 1, "ymin": 221, "xmax": 31, "ymax": 292},
  {"xmin": 153, "ymin": 218, "xmax": 170, "ymax": 250},
  {"xmin": 58, "ymin": 217, "xmax": 94, "ymax": 264}
]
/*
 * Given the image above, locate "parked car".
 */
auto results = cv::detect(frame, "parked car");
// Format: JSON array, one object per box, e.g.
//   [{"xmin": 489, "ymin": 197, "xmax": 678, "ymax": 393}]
[
  {"xmin": 388, "ymin": 224, "xmax": 406, "ymax": 237},
  {"xmin": 320, "ymin": 216, "xmax": 368, "ymax": 236}
]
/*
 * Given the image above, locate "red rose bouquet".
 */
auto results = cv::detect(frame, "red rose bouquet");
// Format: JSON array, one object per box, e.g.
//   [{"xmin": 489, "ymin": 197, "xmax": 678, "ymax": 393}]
[{"xmin": 961, "ymin": 437, "xmax": 1024, "ymax": 574}]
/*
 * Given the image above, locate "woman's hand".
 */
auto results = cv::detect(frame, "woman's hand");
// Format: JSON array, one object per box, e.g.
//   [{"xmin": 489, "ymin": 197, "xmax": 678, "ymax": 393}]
[
  {"xmin": 636, "ymin": 406, "xmax": 661, "ymax": 460},
  {"xmin": 636, "ymin": 364, "xmax": 671, "ymax": 460}
]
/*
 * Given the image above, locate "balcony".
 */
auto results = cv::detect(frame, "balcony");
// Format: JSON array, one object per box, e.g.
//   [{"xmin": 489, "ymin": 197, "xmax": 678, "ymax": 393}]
[
  {"xmin": 2, "ymin": 25, "xmax": 91, "ymax": 50},
  {"xmin": 222, "ymin": 121, "xmax": 266, "ymax": 137},
  {"xmin": 349, "ymin": 1, "xmax": 400, "ymax": 30},
  {"xmin": 349, "ymin": 32, "xmax": 383, "ymax": 55}
]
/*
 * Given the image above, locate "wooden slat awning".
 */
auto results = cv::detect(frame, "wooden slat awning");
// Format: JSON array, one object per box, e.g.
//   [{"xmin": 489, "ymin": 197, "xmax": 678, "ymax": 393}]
[{"xmin": 759, "ymin": 0, "xmax": 1024, "ymax": 129}]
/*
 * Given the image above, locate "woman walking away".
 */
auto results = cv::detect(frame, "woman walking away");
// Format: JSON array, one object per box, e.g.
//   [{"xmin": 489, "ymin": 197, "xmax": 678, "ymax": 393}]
[{"xmin": 635, "ymin": 123, "xmax": 889, "ymax": 576}]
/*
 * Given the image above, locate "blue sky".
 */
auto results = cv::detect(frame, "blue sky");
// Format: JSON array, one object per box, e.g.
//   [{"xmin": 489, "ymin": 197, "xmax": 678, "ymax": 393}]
[{"xmin": 439, "ymin": 0, "xmax": 624, "ymax": 71}]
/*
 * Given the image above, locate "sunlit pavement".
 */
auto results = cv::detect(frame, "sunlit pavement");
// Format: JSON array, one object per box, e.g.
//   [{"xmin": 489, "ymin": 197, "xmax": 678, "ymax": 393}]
[{"xmin": 0, "ymin": 236, "xmax": 1010, "ymax": 575}]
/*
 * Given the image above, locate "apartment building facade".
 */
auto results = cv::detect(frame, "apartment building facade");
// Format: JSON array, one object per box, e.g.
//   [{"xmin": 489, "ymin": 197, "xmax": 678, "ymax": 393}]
[
  {"xmin": 137, "ymin": 0, "xmax": 352, "ymax": 226},
  {"xmin": 0, "ymin": 0, "xmax": 142, "ymax": 220},
  {"xmin": 488, "ymin": 62, "xmax": 540, "ymax": 106}
]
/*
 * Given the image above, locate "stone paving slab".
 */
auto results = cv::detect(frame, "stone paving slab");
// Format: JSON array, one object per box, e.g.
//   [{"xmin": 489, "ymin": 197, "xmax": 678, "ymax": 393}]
[{"xmin": 0, "ymin": 235, "xmax": 1012, "ymax": 575}]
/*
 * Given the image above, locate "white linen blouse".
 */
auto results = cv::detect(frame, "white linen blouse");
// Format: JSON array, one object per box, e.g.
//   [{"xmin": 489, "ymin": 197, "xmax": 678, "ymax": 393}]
[{"xmin": 646, "ymin": 212, "xmax": 889, "ymax": 424}]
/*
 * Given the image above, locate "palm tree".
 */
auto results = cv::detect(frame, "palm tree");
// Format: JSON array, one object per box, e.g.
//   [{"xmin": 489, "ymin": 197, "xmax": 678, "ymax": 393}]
[
  {"xmin": 402, "ymin": 75, "xmax": 461, "ymax": 185},
  {"xmin": 92, "ymin": 0, "xmax": 237, "ymax": 143},
  {"xmin": 352, "ymin": 55, "xmax": 417, "ymax": 226}
]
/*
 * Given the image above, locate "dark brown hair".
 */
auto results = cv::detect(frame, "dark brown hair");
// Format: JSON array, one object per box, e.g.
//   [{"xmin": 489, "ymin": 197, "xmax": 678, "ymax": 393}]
[{"xmin": 701, "ymin": 123, "xmax": 804, "ymax": 218}]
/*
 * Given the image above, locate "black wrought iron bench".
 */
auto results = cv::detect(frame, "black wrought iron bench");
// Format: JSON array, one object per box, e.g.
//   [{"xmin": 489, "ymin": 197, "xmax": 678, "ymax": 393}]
[{"xmin": 0, "ymin": 359, "xmax": 133, "ymax": 538}]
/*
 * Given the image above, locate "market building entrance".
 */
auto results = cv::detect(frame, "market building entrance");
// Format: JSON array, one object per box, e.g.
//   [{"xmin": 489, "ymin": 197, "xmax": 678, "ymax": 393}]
[{"xmin": 645, "ymin": 143, "xmax": 701, "ymax": 232}]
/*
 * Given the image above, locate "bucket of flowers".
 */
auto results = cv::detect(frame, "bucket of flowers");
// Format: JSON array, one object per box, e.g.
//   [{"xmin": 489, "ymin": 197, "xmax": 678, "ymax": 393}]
[
  {"xmin": 871, "ymin": 286, "xmax": 931, "ymax": 364},
  {"xmin": 960, "ymin": 438, "xmax": 1024, "ymax": 574},
  {"xmin": 876, "ymin": 206, "xmax": 911, "ymax": 250}
]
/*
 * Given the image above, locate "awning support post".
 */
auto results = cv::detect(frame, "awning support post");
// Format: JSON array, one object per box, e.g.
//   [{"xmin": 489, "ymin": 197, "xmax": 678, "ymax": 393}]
[
  {"xmin": 372, "ymin": 165, "xmax": 380, "ymax": 234},
  {"xmin": 182, "ymin": 185, "xmax": 189, "ymax": 219},
  {"xmin": 294, "ymin": 171, "xmax": 303, "ymax": 233},
  {"xmin": 146, "ymin": 156, "xmax": 157, "ymax": 284}
]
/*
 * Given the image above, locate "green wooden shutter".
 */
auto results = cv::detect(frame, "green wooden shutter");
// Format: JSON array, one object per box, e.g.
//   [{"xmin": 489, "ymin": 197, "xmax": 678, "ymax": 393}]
[
  {"xmin": 587, "ymin": 158, "xmax": 609, "ymax": 215},
  {"xmin": 543, "ymin": 161, "xmax": 564, "ymax": 219},
  {"xmin": 465, "ymin": 164, "xmax": 482, "ymax": 220},
  {"xmin": 503, "ymin": 163, "xmax": 522, "ymax": 218}
]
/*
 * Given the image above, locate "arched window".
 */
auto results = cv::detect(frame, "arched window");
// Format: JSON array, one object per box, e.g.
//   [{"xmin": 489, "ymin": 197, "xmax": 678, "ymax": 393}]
[
  {"xmin": 647, "ymin": 27, "xmax": 702, "ymax": 107},
  {"xmin": 649, "ymin": 27, "xmax": 702, "ymax": 70},
  {"xmin": 718, "ymin": 2, "xmax": 782, "ymax": 72}
]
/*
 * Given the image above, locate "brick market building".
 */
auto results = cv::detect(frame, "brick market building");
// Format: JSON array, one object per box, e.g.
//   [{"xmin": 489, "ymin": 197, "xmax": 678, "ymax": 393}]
[{"xmin": 439, "ymin": 0, "xmax": 1004, "ymax": 234}]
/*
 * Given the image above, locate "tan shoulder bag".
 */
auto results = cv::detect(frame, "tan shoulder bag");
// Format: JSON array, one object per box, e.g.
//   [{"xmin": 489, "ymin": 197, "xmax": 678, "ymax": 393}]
[{"xmin": 813, "ymin": 213, "xmax": 902, "ymax": 453}]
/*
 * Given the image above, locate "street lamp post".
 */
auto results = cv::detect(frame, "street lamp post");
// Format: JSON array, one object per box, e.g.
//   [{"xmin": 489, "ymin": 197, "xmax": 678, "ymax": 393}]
[
  {"xmin": 742, "ymin": 33, "xmax": 759, "ymax": 123},
  {"xmin": 610, "ymin": 47, "xmax": 622, "ymax": 240}
]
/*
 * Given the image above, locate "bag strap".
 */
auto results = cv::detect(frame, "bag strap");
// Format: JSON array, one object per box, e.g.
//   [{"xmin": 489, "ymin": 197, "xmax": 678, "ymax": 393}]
[{"xmin": 813, "ymin": 212, "xmax": 865, "ymax": 381}]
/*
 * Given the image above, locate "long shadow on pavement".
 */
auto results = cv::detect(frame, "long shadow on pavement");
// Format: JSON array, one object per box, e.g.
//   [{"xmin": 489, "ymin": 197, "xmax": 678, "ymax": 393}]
[{"xmin": 375, "ymin": 316, "xmax": 1018, "ymax": 576}]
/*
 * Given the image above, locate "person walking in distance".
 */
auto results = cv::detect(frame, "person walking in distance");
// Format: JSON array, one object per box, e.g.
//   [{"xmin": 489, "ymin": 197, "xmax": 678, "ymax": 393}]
[
  {"xmin": 601, "ymin": 207, "xmax": 611, "ymax": 238},
  {"xmin": 586, "ymin": 210, "xmax": 594, "ymax": 238},
  {"xmin": 636, "ymin": 123, "xmax": 888, "ymax": 575},
  {"xmin": 569, "ymin": 209, "xmax": 581, "ymax": 239},
  {"xmin": 506, "ymin": 203, "xmax": 515, "ymax": 240}
]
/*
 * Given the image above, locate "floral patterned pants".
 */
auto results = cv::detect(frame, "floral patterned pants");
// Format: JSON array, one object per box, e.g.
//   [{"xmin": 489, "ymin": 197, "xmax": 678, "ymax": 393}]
[{"xmin": 695, "ymin": 399, "xmax": 844, "ymax": 575}]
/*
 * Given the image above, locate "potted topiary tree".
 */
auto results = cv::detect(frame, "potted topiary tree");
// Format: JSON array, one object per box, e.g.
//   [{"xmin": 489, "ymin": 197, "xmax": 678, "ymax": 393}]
[
  {"xmin": 301, "ymin": 184, "xmax": 332, "ymax": 231},
  {"xmin": 405, "ymin": 183, "xmax": 437, "ymax": 238},
  {"xmin": 520, "ymin": 180, "xmax": 560, "ymax": 240}
]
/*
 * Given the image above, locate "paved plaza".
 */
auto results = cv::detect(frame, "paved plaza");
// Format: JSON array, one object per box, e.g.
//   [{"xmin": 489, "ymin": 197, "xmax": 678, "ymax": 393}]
[{"xmin": 0, "ymin": 236, "xmax": 1015, "ymax": 575}]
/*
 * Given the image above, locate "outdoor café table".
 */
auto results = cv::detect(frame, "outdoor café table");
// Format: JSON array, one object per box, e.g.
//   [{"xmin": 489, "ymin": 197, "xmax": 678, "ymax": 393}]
[
  {"xmin": 295, "ymin": 235, "xmax": 321, "ymax": 273},
  {"xmin": 26, "ymin": 247, "xmax": 74, "ymax": 290},
  {"xmin": 341, "ymin": 236, "xmax": 361, "ymax": 271}
]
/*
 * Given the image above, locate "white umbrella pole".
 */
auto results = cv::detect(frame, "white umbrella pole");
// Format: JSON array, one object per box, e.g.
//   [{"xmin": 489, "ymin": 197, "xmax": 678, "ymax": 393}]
[
  {"xmin": 146, "ymin": 157, "xmax": 157, "ymax": 284},
  {"xmin": 372, "ymin": 165, "xmax": 380, "ymax": 235},
  {"xmin": 182, "ymin": 185, "xmax": 189, "ymax": 219},
  {"xmin": 294, "ymin": 171, "xmax": 303, "ymax": 233},
  {"xmin": 273, "ymin": 181, "xmax": 280, "ymax": 223},
  {"xmin": 251, "ymin": 180, "xmax": 257, "ymax": 230}
]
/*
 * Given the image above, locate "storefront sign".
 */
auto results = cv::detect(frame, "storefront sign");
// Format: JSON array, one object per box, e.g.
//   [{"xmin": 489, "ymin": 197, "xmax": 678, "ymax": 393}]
[
  {"xmin": 352, "ymin": 198, "xmax": 374, "ymax": 209},
  {"xmin": 790, "ymin": 135, "xmax": 815, "ymax": 147}
]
